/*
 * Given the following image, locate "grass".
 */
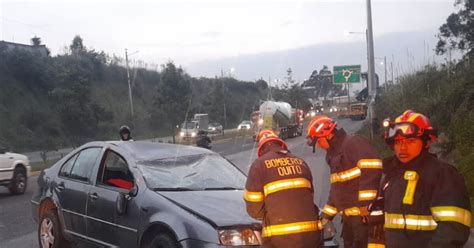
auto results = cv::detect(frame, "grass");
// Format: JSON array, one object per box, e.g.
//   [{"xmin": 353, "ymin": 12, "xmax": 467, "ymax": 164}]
[{"xmin": 30, "ymin": 160, "xmax": 58, "ymax": 172}]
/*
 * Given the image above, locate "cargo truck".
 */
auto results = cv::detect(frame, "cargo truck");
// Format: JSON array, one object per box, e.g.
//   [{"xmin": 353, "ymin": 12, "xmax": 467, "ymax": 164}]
[
  {"xmin": 252, "ymin": 101, "xmax": 304, "ymax": 140},
  {"xmin": 180, "ymin": 113, "xmax": 209, "ymax": 140}
]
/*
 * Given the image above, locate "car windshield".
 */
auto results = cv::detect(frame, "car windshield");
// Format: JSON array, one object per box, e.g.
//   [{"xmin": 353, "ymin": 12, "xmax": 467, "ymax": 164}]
[
  {"xmin": 182, "ymin": 122, "xmax": 196, "ymax": 129},
  {"xmin": 241, "ymin": 121, "xmax": 251, "ymax": 125},
  {"xmin": 138, "ymin": 153, "xmax": 246, "ymax": 190}
]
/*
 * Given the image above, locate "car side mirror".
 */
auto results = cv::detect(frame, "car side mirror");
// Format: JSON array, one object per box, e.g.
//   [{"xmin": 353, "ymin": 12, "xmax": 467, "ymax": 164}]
[
  {"xmin": 116, "ymin": 185, "xmax": 138, "ymax": 215},
  {"xmin": 129, "ymin": 184, "xmax": 138, "ymax": 197},
  {"xmin": 116, "ymin": 192, "xmax": 129, "ymax": 215}
]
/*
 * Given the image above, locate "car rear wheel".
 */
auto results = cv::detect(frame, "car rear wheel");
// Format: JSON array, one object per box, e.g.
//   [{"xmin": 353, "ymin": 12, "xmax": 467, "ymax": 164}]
[
  {"xmin": 150, "ymin": 233, "xmax": 180, "ymax": 248},
  {"xmin": 9, "ymin": 169, "xmax": 27, "ymax": 194},
  {"xmin": 38, "ymin": 210, "xmax": 69, "ymax": 248}
]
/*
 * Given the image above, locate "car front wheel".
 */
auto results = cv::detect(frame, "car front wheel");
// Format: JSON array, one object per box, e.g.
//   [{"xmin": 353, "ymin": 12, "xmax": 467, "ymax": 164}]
[
  {"xmin": 9, "ymin": 169, "xmax": 27, "ymax": 194},
  {"xmin": 150, "ymin": 233, "xmax": 180, "ymax": 248},
  {"xmin": 38, "ymin": 210, "xmax": 69, "ymax": 248}
]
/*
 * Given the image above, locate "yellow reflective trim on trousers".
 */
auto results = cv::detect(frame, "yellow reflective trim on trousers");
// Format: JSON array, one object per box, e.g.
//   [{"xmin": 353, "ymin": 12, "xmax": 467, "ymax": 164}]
[
  {"xmin": 403, "ymin": 171, "xmax": 419, "ymax": 205},
  {"xmin": 357, "ymin": 159, "xmax": 383, "ymax": 169},
  {"xmin": 359, "ymin": 190, "xmax": 378, "ymax": 201},
  {"xmin": 385, "ymin": 213, "xmax": 437, "ymax": 231},
  {"xmin": 322, "ymin": 204, "xmax": 338, "ymax": 216},
  {"xmin": 431, "ymin": 206, "xmax": 472, "ymax": 227},
  {"xmin": 344, "ymin": 207, "xmax": 361, "ymax": 216},
  {"xmin": 330, "ymin": 167, "xmax": 361, "ymax": 183},
  {"xmin": 263, "ymin": 178, "xmax": 312, "ymax": 196},
  {"xmin": 243, "ymin": 190, "xmax": 264, "ymax": 202},
  {"xmin": 262, "ymin": 220, "xmax": 322, "ymax": 237},
  {"xmin": 368, "ymin": 244, "xmax": 385, "ymax": 248}
]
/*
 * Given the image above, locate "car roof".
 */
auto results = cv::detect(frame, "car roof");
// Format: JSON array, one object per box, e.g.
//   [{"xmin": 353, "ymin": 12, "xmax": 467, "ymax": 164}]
[{"xmin": 85, "ymin": 141, "xmax": 213, "ymax": 162}]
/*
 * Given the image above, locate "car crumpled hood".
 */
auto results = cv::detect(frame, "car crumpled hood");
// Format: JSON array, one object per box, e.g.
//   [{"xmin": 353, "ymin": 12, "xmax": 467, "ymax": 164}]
[{"xmin": 158, "ymin": 190, "xmax": 259, "ymax": 227}]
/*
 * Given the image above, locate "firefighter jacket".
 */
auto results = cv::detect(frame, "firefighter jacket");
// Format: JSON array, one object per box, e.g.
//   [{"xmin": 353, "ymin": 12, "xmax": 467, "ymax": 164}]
[
  {"xmin": 321, "ymin": 129, "xmax": 383, "ymax": 220},
  {"xmin": 244, "ymin": 150, "xmax": 322, "ymax": 248},
  {"xmin": 382, "ymin": 150, "xmax": 471, "ymax": 248}
]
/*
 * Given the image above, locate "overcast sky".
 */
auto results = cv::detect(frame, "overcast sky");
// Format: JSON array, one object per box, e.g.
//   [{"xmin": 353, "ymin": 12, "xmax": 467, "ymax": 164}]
[{"xmin": 1, "ymin": 0, "xmax": 456, "ymax": 66}]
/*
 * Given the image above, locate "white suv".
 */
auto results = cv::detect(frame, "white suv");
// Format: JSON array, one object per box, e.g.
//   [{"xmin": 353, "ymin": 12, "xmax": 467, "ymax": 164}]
[{"xmin": 0, "ymin": 146, "xmax": 31, "ymax": 194}]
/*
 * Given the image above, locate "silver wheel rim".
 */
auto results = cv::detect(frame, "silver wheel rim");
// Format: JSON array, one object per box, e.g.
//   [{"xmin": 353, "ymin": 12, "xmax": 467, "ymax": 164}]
[
  {"xmin": 40, "ymin": 217, "xmax": 55, "ymax": 248},
  {"xmin": 17, "ymin": 175, "xmax": 25, "ymax": 190}
]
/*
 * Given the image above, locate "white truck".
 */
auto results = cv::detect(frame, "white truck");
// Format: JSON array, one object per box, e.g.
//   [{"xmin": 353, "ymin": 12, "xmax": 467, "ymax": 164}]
[
  {"xmin": 180, "ymin": 113, "xmax": 209, "ymax": 140},
  {"xmin": 0, "ymin": 146, "xmax": 31, "ymax": 194}
]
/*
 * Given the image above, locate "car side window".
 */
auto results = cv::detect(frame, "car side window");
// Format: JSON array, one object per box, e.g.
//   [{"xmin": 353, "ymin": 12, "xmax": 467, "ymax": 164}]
[
  {"xmin": 98, "ymin": 150, "xmax": 134, "ymax": 190},
  {"xmin": 67, "ymin": 148, "xmax": 102, "ymax": 182},
  {"xmin": 59, "ymin": 153, "xmax": 79, "ymax": 177}
]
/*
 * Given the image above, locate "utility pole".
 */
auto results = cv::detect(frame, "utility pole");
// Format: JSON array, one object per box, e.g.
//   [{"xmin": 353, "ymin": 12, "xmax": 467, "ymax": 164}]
[
  {"xmin": 384, "ymin": 56, "xmax": 387, "ymax": 84},
  {"xmin": 125, "ymin": 49, "xmax": 134, "ymax": 118},
  {"xmin": 366, "ymin": 0, "xmax": 377, "ymax": 139}
]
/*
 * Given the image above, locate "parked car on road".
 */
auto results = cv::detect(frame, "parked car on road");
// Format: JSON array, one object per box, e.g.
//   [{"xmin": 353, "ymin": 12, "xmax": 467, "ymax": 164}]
[
  {"xmin": 31, "ymin": 141, "xmax": 261, "ymax": 247},
  {"xmin": 208, "ymin": 122, "xmax": 223, "ymax": 134},
  {"xmin": 0, "ymin": 146, "xmax": 30, "ymax": 194}
]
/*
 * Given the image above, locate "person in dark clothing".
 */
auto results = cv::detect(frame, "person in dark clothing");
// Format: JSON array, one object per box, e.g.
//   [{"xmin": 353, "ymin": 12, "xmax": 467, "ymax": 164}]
[
  {"xmin": 196, "ymin": 130, "xmax": 212, "ymax": 149},
  {"xmin": 119, "ymin": 125, "xmax": 133, "ymax": 141},
  {"xmin": 306, "ymin": 115, "xmax": 384, "ymax": 248},
  {"xmin": 244, "ymin": 129, "xmax": 322, "ymax": 248},
  {"xmin": 380, "ymin": 110, "xmax": 471, "ymax": 248}
]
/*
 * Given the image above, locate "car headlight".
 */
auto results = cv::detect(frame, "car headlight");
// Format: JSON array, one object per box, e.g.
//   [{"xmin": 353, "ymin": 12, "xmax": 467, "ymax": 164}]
[
  {"xmin": 329, "ymin": 109, "xmax": 333, "ymax": 113},
  {"xmin": 238, "ymin": 126, "xmax": 242, "ymax": 129},
  {"xmin": 180, "ymin": 132, "xmax": 185, "ymax": 137},
  {"xmin": 191, "ymin": 132, "xmax": 196, "ymax": 137},
  {"xmin": 311, "ymin": 112, "xmax": 316, "ymax": 117},
  {"xmin": 211, "ymin": 127, "xmax": 216, "ymax": 131},
  {"xmin": 218, "ymin": 228, "xmax": 260, "ymax": 246},
  {"xmin": 258, "ymin": 119, "xmax": 264, "ymax": 125}
]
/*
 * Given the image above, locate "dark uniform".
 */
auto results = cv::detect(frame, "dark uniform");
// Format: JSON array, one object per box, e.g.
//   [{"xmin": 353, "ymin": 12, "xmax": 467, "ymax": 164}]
[
  {"xmin": 244, "ymin": 150, "xmax": 322, "ymax": 248},
  {"xmin": 382, "ymin": 150, "xmax": 471, "ymax": 248},
  {"xmin": 320, "ymin": 129, "xmax": 383, "ymax": 248}
]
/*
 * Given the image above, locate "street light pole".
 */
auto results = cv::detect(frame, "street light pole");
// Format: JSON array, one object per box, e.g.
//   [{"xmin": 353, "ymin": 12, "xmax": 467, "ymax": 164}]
[
  {"xmin": 125, "ymin": 49, "xmax": 139, "ymax": 119},
  {"xmin": 125, "ymin": 49, "xmax": 134, "ymax": 118},
  {"xmin": 366, "ymin": 0, "xmax": 377, "ymax": 139}
]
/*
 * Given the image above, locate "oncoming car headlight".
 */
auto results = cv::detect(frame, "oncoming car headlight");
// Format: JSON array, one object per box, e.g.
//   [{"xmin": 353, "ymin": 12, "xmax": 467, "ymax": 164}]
[
  {"xmin": 258, "ymin": 119, "xmax": 264, "ymax": 126},
  {"xmin": 180, "ymin": 131, "xmax": 185, "ymax": 137},
  {"xmin": 191, "ymin": 132, "xmax": 197, "ymax": 137},
  {"xmin": 218, "ymin": 228, "xmax": 260, "ymax": 246}
]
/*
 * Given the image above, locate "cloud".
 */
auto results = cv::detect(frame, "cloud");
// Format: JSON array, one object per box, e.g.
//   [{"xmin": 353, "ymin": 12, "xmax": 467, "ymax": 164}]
[{"xmin": 201, "ymin": 31, "xmax": 221, "ymax": 38}]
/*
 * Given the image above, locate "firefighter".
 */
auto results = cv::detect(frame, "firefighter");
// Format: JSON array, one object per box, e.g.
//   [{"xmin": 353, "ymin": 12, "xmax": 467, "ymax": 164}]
[
  {"xmin": 381, "ymin": 110, "xmax": 471, "ymax": 247},
  {"xmin": 119, "ymin": 125, "xmax": 133, "ymax": 141},
  {"xmin": 306, "ymin": 115, "xmax": 384, "ymax": 248},
  {"xmin": 244, "ymin": 130, "xmax": 322, "ymax": 248}
]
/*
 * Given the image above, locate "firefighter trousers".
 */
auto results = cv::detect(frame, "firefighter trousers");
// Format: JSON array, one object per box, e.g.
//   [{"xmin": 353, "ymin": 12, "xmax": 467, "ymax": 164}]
[{"xmin": 341, "ymin": 216, "xmax": 369, "ymax": 248}]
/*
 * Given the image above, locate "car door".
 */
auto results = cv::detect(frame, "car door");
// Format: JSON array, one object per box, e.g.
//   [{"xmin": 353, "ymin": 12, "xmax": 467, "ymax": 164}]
[
  {"xmin": 0, "ymin": 149, "xmax": 10, "ymax": 181},
  {"xmin": 86, "ymin": 149, "xmax": 139, "ymax": 247},
  {"xmin": 56, "ymin": 147, "xmax": 102, "ymax": 237}
]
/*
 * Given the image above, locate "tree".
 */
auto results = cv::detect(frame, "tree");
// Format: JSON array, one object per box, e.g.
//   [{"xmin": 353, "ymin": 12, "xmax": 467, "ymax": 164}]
[
  {"xmin": 152, "ymin": 62, "xmax": 192, "ymax": 143},
  {"xmin": 302, "ymin": 65, "xmax": 344, "ymax": 99},
  {"xmin": 31, "ymin": 36, "xmax": 41, "ymax": 46},
  {"xmin": 436, "ymin": 0, "xmax": 474, "ymax": 56},
  {"xmin": 203, "ymin": 81, "xmax": 225, "ymax": 124},
  {"xmin": 70, "ymin": 35, "xmax": 85, "ymax": 55}
]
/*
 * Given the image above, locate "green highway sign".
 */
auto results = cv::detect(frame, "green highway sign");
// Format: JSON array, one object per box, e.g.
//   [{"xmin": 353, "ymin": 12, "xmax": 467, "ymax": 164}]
[{"xmin": 333, "ymin": 65, "xmax": 361, "ymax": 83}]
